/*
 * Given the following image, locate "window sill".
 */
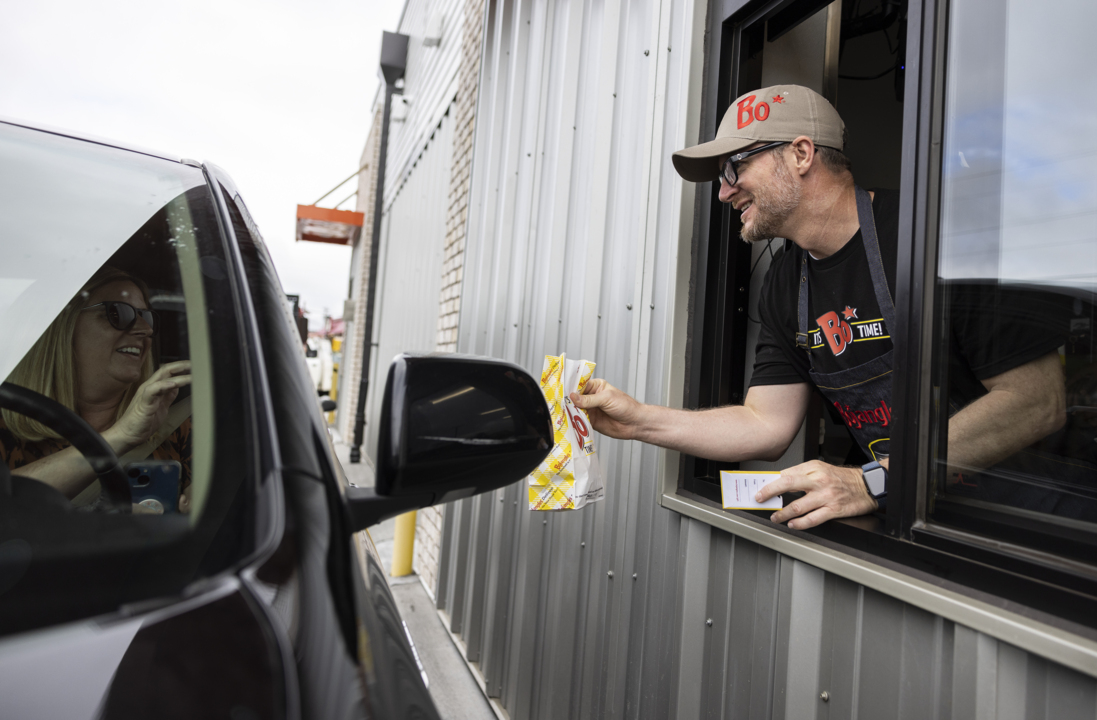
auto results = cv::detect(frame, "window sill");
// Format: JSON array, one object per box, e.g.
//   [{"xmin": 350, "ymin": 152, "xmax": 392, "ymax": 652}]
[{"xmin": 660, "ymin": 486, "xmax": 1097, "ymax": 679}]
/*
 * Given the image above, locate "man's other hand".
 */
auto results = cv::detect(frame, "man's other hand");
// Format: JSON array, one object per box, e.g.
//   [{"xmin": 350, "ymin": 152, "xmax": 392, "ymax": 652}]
[
  {"xmin": 569, "ymin": 379, "xmax": 644, "ymax": 440},
  {"xmin": 755, "ymin": 460, "xmax": 878, "ymax": 529}
]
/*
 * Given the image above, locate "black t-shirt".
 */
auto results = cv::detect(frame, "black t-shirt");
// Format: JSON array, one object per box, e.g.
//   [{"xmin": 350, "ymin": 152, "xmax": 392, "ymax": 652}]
[{"xmin": 750, "ymin": 189, "xmax": 1064, "ymax": 407}]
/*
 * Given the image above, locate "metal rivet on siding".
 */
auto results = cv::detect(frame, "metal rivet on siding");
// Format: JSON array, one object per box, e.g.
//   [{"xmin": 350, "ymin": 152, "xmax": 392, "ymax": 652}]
[
  {"xmin": 581, "ymin": 541, "xmax": 586, "ymax": 547},
  {"xmin": 705, "ymin": 618, "xmax": 713, "ymax": 627},
  {"xmin": 668, "ymin": 47, "xmax": 672, "ymax": 52},
  {"xmin": 650, "ymin": 303, "xmax": 654, "ymax": 309},
  {"xmin": 543, "ymin": 519, "xmax": 547, "ymax": 525},
  {"xmin": 644, "ymin": 49, "xmax": 649, "ymax": 56},
  {"xmin": 513, "ymin": 323, "xmax": 517, "ymax": 327},
  {"xmin": 500, "ymin": 497, "xmax": 504, "ymax": 502},
  {"xmin": 632, "ymin": 573, "xmax": 637, "ymax": 580},
  {"xmin": 626, "ymin": 303, "xmax": 632, "ymax": 310},
  {"xmin": 607, "ymin": 570, "xmax": 614, "ymax": 578},
  {"xmin": 612, "ymin": 93, "xmax": 616, "ymax": 98},
  {"xmin": 739, "ymin": 287, "xmax": 745, "ymax": 292},
  {"xmin": 820, "ymin": 691, "xmax": 830, "ymax": 702},
  {"xmin": 513, "ymin": 500, "xmax": 517, "ymax": 505},
  {"xmin": 597, "ymin": 314, "xmax": 602, "ymax": 319},
  {"xmin": 738, "ymin": 307, "xmax": 744, "ymax": 312}
]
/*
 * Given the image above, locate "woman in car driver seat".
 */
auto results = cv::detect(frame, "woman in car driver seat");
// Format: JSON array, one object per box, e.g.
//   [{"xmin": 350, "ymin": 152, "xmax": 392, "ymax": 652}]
[{"xmin": 0, "ymin": 266, "xmax": 192, "ymax": 511}]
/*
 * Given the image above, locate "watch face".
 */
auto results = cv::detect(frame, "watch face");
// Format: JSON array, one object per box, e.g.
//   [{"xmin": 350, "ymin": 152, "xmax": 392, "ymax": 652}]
[{"xmin": 864, "ymin": 467, "xmax": 887, "ymax": 497}]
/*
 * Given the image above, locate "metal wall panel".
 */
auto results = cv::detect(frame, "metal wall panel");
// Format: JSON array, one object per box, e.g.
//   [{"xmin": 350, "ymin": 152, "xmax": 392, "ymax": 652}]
[
  {"xmin": 345, "ymin": 0, "xmax": 463, "ymax": 452},
  {"xmin": 364, "ymin": 109, "xmax": 455, "ymax": 459},
  {"xmin": 435, "ymin": 0, "xmax": 1097, "ymax": 718},
  {"xmin": 384, "ymin": 0, "xmax": 465, "ymax": 202}
]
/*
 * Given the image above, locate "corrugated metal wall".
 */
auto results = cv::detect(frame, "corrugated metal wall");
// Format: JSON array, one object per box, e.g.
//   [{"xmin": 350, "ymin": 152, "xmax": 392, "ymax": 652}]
[
  {"xmin": 343, "ymin": 0, "xmax": 464, "ymax": 454},
  {"xmin": 435, "ymin": 0, "xmax": 1097, "ymax": 718},
  {"xmin": 385, "ymin": 0, "xmax": 465, "ymax": 205},
  {"xmin": 364, "ymin": 109, "xmax": 455, "ymax": 459}
]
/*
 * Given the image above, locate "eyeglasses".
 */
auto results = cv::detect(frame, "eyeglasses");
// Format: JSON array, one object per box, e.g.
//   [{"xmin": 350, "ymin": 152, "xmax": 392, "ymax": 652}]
[
  {"xmin": 82, "ymin": 301, "xmax": 159, "ymax": 336},
  {"xmin": 720, "ymin": 141, "xmax": 788, "ymax": 186}
]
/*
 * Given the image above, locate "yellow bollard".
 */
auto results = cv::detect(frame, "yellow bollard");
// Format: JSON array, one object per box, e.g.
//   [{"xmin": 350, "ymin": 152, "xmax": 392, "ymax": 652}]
[
  {"xmin": 391, "ymin": 510, "xmax": 417, "ymax": 577},
  {"xmin": 327, "ymin": 337, "xmax": 341, "ymax": 425},
  {"xmin": 327, "ymin": 363, "xmax": 338, "ymax": 425}
]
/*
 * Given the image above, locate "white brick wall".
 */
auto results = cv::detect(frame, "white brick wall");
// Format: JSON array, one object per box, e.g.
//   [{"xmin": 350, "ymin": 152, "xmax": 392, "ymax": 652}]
[{"xmin": 414, "ymin": 504, "xmax": 445, "ymax": 599}]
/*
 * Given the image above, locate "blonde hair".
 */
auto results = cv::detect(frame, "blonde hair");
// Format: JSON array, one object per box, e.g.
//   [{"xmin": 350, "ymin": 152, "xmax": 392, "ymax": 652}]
[{"xmin": 3, "ymin": 266, "xmax": 155, "ymax": 442}]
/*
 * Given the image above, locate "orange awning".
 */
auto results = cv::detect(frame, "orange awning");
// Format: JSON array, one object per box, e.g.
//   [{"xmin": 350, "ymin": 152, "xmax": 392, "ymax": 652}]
[{"xmin": 295, "ymin": 205, "xmax": 365, "ymax": 246}]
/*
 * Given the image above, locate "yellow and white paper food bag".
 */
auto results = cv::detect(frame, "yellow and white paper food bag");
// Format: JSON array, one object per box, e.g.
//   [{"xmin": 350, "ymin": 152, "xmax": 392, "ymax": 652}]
[{"xmin": 528, "ymin": 353, "xmax": 605, "ymax": 511}]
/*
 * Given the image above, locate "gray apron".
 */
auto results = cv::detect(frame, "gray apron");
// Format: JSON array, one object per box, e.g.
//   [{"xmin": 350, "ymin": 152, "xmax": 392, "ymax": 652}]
[{"xmin": 795, "ymin": 186, "xmax": 894, "ymax": 461}]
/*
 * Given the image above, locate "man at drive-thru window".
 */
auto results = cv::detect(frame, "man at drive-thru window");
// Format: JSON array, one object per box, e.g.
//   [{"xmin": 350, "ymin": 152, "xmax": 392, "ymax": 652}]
[{"xmin": 572, "ymin": 84, "xmax": 1067, "ymax": 529}]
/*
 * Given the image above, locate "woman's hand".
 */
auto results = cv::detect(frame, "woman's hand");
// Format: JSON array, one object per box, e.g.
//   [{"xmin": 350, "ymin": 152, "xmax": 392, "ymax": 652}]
[{"xmin": 106, "ymin": 361, "xmax": 191, "ymax": 453}]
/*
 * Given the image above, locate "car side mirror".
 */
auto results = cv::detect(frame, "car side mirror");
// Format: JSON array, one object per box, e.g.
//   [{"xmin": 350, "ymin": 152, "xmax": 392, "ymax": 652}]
[{"xmin": 344, "ymin": 354, "xmax": 552, "ymax": 531}]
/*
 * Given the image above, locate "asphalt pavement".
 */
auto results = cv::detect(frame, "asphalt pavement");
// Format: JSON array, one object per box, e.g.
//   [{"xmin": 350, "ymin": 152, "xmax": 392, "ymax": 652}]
[{"xmin": 330, "ymin": 434, "xmax": 498, "ymax": 720}]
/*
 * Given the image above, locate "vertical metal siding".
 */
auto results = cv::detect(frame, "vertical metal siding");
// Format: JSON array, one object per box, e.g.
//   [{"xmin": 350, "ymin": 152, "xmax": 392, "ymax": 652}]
[
  {"xmin": 385, "ymin": 0, "xmax": 465, "ymax": 200},
  {"xmin": 433, "ymin": 1, "xmax": 1097, "ymax": 719},
  {"xmin": 364, "ymin": 109, "xmax": 455, "ymax": 459},
  {"xmin": 350, "ymin": 0, "xmax": 466, "ymax": 458}
]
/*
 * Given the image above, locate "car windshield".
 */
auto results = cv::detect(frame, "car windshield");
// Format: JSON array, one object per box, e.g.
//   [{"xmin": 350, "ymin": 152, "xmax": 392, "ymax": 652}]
[{"xmin": 0, "ymin": 122, "xmax": 253, "ymax": 635}]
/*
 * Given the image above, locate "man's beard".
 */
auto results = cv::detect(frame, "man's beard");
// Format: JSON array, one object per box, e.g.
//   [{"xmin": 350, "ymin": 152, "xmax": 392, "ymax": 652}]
[{"xmin": 739, "ymin": 156, "xmax": 801, "ymax": 244}]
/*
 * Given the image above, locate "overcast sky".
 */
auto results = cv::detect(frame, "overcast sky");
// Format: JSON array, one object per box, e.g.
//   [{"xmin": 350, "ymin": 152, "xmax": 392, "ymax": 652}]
[{"xmin": 2, "ymin": 0, "xmax": 404, "ymax": 329}]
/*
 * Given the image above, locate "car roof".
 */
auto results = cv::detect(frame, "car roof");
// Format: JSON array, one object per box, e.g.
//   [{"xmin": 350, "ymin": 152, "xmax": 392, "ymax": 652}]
[{"xmin": 0, "ymin": 115, "xmax": 194, "ymax": 166}]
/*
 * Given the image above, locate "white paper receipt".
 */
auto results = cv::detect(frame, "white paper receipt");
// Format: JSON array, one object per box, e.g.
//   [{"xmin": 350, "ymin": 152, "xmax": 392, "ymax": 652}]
[{"xmin": 720, "ymin": 471, "xmax": 783, "ymax": 510}]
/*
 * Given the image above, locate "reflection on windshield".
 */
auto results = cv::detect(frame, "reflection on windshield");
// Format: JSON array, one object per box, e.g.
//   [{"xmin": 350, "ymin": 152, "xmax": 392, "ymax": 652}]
[{"xmin": 0, "ymin": 123, "xmax": 204, "ymax": 382}]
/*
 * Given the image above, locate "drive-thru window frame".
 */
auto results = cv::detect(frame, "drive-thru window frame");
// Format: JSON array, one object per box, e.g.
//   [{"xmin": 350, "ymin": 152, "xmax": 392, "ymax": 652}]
[{"xmin": 661, "ymin": 0, "xmax": 1097, "ymax": 676}]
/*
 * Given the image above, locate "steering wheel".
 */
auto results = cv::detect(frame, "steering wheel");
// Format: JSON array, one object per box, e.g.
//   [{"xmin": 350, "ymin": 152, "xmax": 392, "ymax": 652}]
[{"xmin": 0, "ymin": 382, "xmax": 132, "ymax": 511}]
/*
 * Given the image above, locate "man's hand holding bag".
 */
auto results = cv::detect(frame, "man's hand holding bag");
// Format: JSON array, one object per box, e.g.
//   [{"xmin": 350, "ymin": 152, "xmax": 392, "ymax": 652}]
[{"xmin": 528, "ymin": 353, "xmax": 605, "ymax": 511}]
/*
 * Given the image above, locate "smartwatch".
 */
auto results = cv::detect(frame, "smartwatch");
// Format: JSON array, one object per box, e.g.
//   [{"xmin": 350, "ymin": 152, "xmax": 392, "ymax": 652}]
[{"xmin": 861, "ymin": 460, "xmax": 888, "ymax": 501}]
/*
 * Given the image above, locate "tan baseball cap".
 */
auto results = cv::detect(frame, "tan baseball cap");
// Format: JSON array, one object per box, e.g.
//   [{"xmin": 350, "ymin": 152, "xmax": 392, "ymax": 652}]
[{"xmin": 672, "ymin": 84, "xmax": 845, "ymax": 183}]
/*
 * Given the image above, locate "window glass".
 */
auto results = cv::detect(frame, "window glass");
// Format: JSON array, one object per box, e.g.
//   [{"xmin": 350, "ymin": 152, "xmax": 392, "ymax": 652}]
[
  {"xmin": 0, "ymin": 124, "xmax": 249, "ymax": 633},
  {"xmin": 933, "ymin": 0, "xmax": 1097, "ymax": 526},
  {"xmin": 0, "ymin": 125, "xmax": 201, "ymax": 382}
]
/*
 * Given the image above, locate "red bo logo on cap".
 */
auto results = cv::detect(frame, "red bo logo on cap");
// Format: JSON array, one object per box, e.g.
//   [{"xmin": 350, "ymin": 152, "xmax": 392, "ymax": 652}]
[{"xmin": 737, "ymin": 94, "xmax": 770, "ymax": 130}]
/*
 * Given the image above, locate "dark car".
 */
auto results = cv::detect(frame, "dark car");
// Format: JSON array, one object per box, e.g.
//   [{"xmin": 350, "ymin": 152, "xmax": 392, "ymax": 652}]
[{"xmin": 0, "ymin": 118, "xmax": 551, "ymax": 719}]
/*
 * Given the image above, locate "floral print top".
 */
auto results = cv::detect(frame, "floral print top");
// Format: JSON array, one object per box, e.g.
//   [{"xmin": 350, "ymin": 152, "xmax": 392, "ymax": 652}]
[{"xmin": 0, "ymin": 417, "xmax": 193, "ymax": 497}]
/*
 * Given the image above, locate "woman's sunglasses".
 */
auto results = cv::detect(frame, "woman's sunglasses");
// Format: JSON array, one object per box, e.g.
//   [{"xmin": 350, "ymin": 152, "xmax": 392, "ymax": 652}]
[{"xmin": 81, "ymin": 301, "xmax": 159, "ymax": 336}]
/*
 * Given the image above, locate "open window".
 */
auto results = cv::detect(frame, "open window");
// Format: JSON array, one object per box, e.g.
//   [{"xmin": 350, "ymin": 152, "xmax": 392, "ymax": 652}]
[
  {"xmin": 675, "ymin": 0, "xmax": 1097, "ymax": 624},
  {"xmin": 683, "ymin": 0, "xmax": 908, "ymax": 503}
]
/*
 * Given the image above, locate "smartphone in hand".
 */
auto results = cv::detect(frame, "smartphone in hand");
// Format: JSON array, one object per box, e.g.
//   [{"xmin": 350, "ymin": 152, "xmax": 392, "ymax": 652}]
[{"xmin": 126, "ymin": 461, "xmax": 182, "ymax": 514}]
